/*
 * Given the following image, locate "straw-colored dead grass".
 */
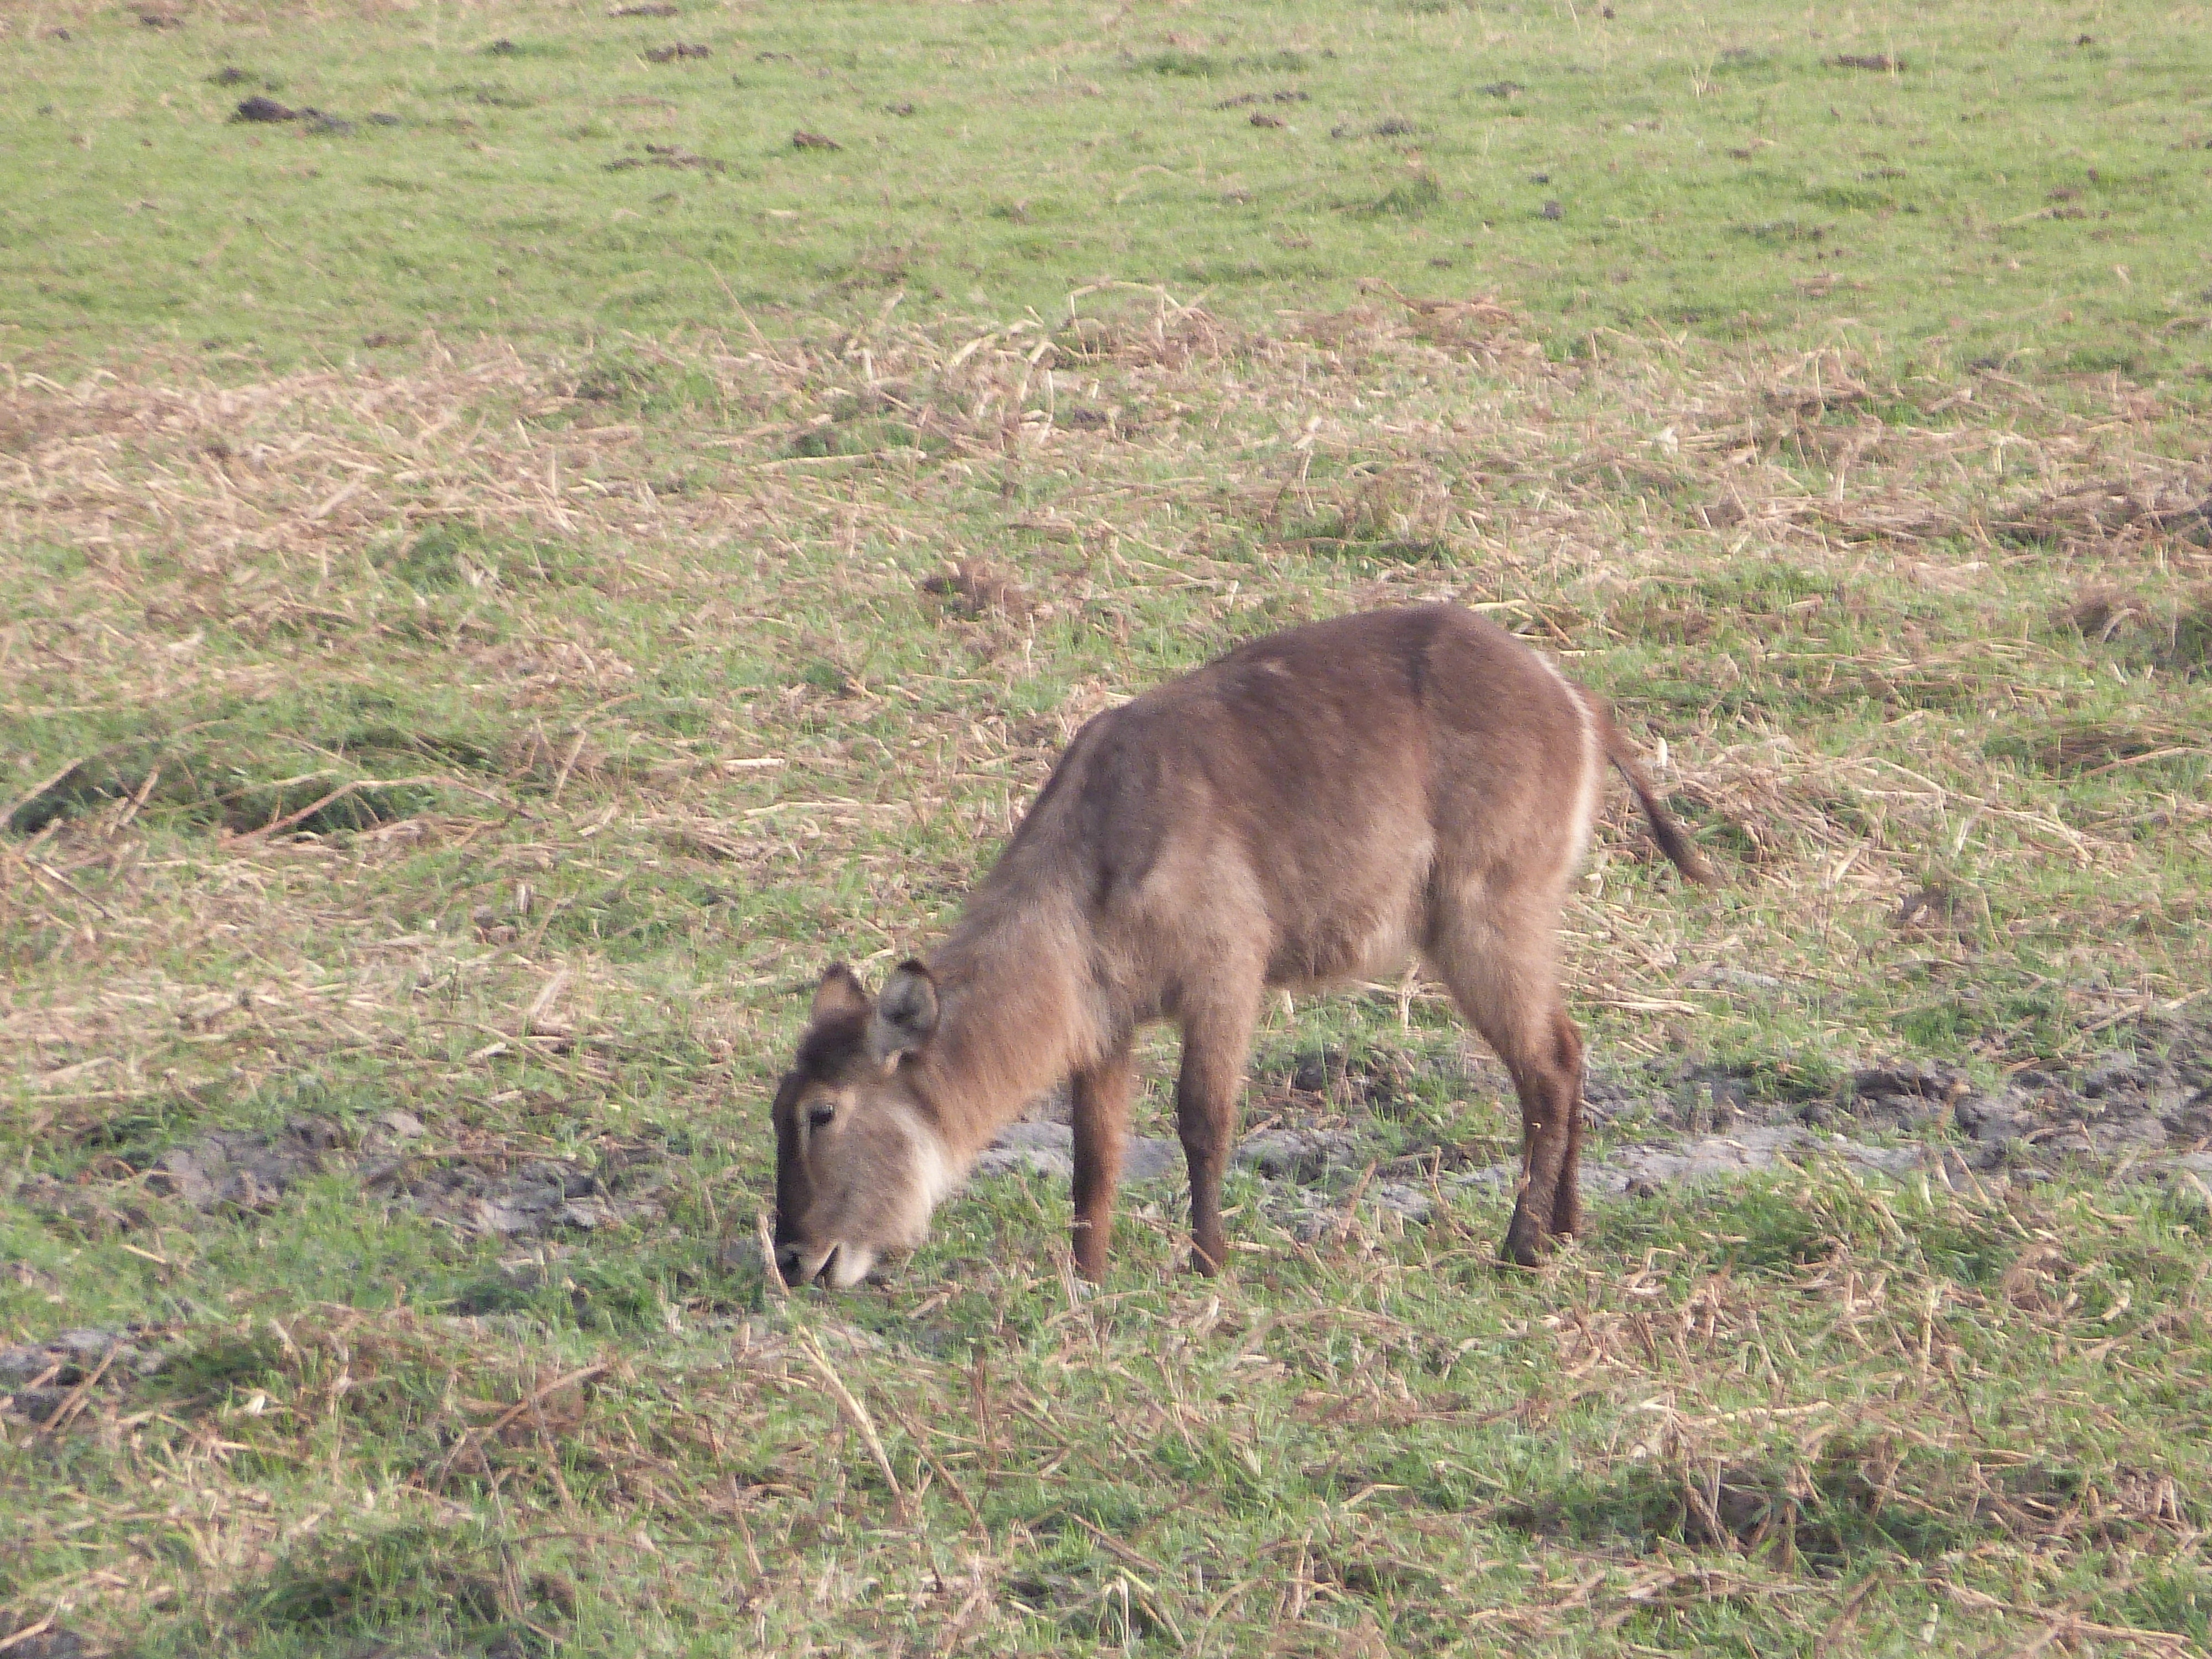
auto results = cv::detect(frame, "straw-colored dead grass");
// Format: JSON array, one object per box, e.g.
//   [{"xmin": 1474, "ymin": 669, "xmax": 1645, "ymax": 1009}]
[{"xmin": 3, "ymin": 297, "xmax": 2207, "ymax": 1089}]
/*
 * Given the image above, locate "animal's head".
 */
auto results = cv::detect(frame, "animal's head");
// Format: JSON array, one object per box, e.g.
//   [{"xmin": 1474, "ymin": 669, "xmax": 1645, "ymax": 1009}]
[{"xmin": 771, "ymin": 960, "xmax": 957, "ymax": 1288}]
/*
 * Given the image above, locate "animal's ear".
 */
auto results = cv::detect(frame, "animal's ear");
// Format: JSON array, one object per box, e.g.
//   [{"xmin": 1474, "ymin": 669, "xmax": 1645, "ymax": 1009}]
[
  {"xmin": 810, "ymin": 963, "xmax": 870, "ymax": 1025},
  {"xmin": 867, "ymin": 959, "xmax": 938, "ymax": 1068}
]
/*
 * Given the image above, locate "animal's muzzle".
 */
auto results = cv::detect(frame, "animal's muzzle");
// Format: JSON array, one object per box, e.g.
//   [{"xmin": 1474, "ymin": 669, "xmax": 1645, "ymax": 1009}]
[{"xmin": 774, "ymin": 1241, "xmax": 836, "ymax": 1286}]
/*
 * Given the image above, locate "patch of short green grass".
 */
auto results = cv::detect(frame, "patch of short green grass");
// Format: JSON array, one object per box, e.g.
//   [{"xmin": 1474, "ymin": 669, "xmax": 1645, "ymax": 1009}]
[{"xmin": 2, "ymin": 0, "xmax": 2210, "ymax": 379}]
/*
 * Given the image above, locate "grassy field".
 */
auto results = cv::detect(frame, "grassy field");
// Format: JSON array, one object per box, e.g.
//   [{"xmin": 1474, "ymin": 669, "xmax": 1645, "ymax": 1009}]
[
  {"xmin": 4, "ymin": 2, "xmax": 2212, "ymax": 1656},
  {"xmin": 4, "ymin": 0, "xmax": 2212, "ymax": 375}
]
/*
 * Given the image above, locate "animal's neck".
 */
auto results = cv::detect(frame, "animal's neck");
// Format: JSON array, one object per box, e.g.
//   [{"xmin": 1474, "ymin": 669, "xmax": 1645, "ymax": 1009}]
[{"xmin": 911, "ymin": 896, "xmax": 1101, "ymax": 1163}]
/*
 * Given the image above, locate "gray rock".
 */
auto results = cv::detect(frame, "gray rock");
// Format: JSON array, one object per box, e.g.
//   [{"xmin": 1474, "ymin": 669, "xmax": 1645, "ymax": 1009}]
[
  {"xmin": 1455, "ymin": 1160, "xmax": 1519, "ymax": 1192},
  {"xmin": 1264, "ymin": 1179, "xmax": 1432, "ymax": 1241},
  {"xmin": 0, "ymin": 1345, "xmax": 62, "ymax": 1385},
  {"xmin": 2153, "ymin": 1155, "xmax": 2212, "ymax": 1214}
]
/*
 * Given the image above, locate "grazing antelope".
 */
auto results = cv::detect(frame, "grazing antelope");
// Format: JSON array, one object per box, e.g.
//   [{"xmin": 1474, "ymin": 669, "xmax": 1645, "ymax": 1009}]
[{"xmin": 771, "ymin": 604, "xmax": 1712, "ymax": 1288}]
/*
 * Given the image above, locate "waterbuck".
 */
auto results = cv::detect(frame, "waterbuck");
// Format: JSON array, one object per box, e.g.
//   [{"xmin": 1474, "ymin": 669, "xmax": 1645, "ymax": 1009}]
[{"xmin": 770, "ymin": 604, "xmax": 1712, "ymax": 1287}]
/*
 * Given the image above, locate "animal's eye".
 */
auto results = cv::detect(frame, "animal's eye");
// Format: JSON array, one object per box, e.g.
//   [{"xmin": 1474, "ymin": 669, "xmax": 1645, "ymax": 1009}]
[{"xmin": 807, "ymin": 1102, "xmax": 836, "ymax": 1129}]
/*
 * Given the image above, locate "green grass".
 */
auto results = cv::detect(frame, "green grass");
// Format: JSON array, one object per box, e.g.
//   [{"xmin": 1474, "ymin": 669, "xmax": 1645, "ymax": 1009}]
[
  {"xmin": 3, "ymin": 0, "xmax": 2210, "ymax": 378},
  {"xmin": 6, "ymin": 2, "xmax": 2212, "ymax": 1655}
]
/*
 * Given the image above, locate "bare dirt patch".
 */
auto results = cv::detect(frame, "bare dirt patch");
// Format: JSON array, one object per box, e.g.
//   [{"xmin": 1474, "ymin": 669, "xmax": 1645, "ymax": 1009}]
[
  {"xmin": 0, "ymin": 1326, "xmax": 170, "ymax": 1426},
  {"xmin": 367, "ymin": 1144, "xmax": 669, "ymax": 1238},
  {"xmin": 964, "ymin": 1019, "xmax": 2212, "ymax": 1246},
  {"xmin": 28, "ymin": 1110, "xmax": 674, "ymax": 1239}
]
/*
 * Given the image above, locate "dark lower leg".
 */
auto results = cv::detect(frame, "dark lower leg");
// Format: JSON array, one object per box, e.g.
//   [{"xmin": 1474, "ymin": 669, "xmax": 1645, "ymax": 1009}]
[
  {"xmin": 1502, "ymin": 1091, "xmax": 1567, "ymax": 1266},
  {"xmin": 1176, "ymin": 1020, "xmax": 1249, "ymax": 1275},
  {"xmin": 1070, "ymin": 1046, "xmax": 1134, "ymax": 1281},
  {"xmin": 1501, "ymin": 1012, "xmax": 1585, "ymax": 1266},
  {"xmin": 1551, "ymin": 1045, "xmax": 1587, "ymax": 1239}
]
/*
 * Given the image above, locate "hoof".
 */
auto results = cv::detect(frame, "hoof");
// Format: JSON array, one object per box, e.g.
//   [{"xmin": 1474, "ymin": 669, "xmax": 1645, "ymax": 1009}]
[{"xmin": 1500, "ymin": 1219, "xmax": 1551, "ymax": 1269}]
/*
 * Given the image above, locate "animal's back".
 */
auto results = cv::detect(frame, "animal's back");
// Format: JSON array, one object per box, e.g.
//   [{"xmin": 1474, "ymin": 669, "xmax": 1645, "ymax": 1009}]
[{"xmin": 980, "ymin": 606, "xmax": 1591, "ymax": 1000}]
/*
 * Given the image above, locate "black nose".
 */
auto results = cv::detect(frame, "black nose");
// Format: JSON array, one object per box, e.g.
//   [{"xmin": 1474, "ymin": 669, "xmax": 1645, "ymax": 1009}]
[{"xmin": 774, "ymin": 1245, "xmax": 838, "ymax": 1287}]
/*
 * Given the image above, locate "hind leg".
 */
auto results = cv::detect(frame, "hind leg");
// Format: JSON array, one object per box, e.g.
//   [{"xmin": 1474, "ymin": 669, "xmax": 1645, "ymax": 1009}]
[
  {"xmin": 1424, "ymin": 898, "xmax": 1587, "ymax": 1267},
  {"xmin": 1496, "ymin": 1005, "xmax": 1585, "ymax": 1267},
  {"xmin": 1551, "ymin": 1078, "xmax": 1587, "ymax": 1240}
]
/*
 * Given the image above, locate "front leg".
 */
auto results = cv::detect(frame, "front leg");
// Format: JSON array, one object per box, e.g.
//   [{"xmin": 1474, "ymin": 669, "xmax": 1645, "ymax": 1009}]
[
  {"xmin": 1070, "ymin": 1044, "xmax": 1135, "ymax": 1281},
  {"xmin": 1176, "ymin": 993, "xmax": 1260, "ymax": 1275}
]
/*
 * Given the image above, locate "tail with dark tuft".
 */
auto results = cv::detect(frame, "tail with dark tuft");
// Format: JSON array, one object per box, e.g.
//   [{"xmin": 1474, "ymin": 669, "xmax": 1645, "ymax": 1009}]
[{"xmin": 1597, "ymin": 713, "xmax": 1717, "ymax": 886}]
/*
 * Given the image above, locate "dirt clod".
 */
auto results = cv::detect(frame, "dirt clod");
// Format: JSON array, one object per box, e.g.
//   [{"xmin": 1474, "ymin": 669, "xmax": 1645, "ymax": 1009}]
[
  {"xmin": 368, "ymin": 1151, "xmax": 666, "ymax": 1238},
  {"xmin": 232, "ymin": 96, "xmax": 298, "ymax": 123},
  {"xmin": 606, "ymin": 145, "xmax": 726, "ymax": 173},
  {"xmin": 150, "ymin": 1116, "xmax": 341, "ymax": 1209}
]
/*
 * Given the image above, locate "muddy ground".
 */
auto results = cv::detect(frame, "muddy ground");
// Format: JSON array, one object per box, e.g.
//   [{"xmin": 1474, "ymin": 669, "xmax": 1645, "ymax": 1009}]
[
  {"xmin": 9, "ymin": 1020, "xmax": 2206, "ymax": 1294},
  {"xmin": 973, "ymin": 1016, "xmax": 2212, "ymax": 1240},
  {"xmin": 14, "ymin": 1109, "xmax": 671, "ymax": 1244},
  {"xmin": 5, "ymin": 1022, "xmax": 2206, "ymax": 1433}
]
